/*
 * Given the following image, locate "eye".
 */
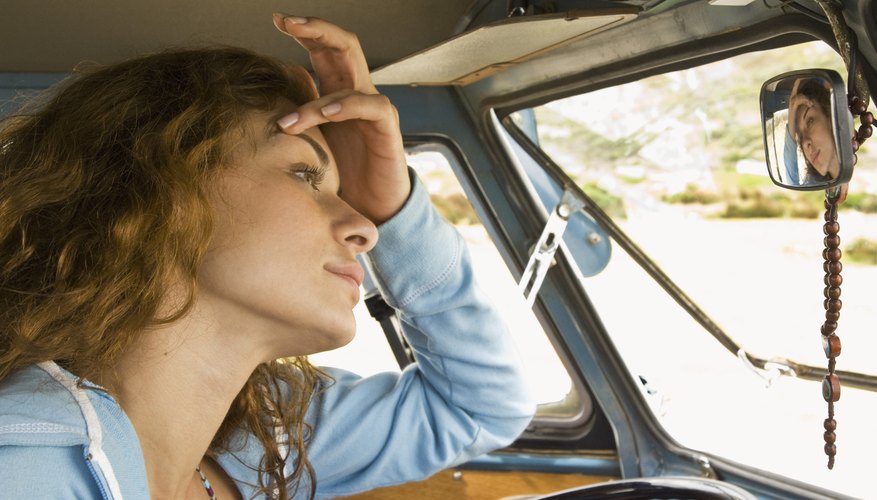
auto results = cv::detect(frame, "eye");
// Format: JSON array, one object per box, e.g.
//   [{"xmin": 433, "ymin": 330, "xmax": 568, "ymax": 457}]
[{"xmin": 289, "ymin": 164, "xmax": 325, "ymax": 191}]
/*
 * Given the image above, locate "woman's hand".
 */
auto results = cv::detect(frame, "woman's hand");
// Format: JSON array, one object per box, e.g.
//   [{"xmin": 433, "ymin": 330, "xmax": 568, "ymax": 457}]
[
  {"xmin": 788, "ymin": 78, "xmax": 813, "ymax": 140},
  {"xmin": 272, "ymin": 14, "xmax": 410, "ymax": 224}
]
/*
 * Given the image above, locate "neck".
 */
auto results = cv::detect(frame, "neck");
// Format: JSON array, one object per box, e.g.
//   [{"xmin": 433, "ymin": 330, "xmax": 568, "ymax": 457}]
[{"xmin": 101, "ymin": 307, "xmax": 266, "ymax": 498}]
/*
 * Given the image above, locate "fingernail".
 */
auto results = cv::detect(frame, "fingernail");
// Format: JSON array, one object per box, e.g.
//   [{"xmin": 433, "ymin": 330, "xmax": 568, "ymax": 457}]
[
  {"xmin": 321, "ymin": 103, "xmax": 342, "ymax": 116},
  {"xmin": 285, "ymin": 16, "xmax": 308, "ymax": 24},
  {"xmin": 277, "ymin": 112, "xmax": 299, "ymax": 129}
]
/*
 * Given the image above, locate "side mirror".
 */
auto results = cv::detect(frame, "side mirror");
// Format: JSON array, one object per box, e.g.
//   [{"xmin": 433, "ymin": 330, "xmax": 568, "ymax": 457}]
[{"xmin": 760, "ymin": 69, "xmax": 854, "ymax": 190}]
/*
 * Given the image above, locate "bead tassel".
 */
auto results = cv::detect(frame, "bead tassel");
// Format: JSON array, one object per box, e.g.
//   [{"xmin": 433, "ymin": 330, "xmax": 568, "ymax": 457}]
[{"xmin": 821, "ymin": 194, "xmax": 842, "ymax": 469}]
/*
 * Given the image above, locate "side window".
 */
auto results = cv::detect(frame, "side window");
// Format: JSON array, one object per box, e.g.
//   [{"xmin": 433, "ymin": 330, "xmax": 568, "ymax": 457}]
[
  {"xmin": 0, "ymin": 73, "xmax": 66, "ymax": 117},
  {"xmin": 526, "ymin": 41, "xmax": 874, "ymax": 496},
  {"xmin": 312, "ymin": 144, "xmax": 586, "ymax": 423}
]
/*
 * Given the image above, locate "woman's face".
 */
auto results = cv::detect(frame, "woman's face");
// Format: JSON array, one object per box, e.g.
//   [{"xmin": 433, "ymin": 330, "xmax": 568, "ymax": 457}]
[
  {"xmin": 798, "ymin": 101, "xmax": 839, "ymax": 179},
  {"xmin": 196, "ymin": 101, "xmax": 378, "ymax": 359}
]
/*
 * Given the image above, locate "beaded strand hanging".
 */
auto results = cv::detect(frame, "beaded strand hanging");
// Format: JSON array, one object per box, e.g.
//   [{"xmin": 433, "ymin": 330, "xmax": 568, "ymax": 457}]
[{"xmin": 821, "ymin": 94, "xmax": 873, "ymax": 469}]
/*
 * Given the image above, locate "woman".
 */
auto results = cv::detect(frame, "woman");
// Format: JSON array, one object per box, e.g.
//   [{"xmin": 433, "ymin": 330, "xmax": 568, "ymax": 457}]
[
  {"xmin": 788, "ymin": 77, "xmax": 840, "ymax": 183},
  {"xmin": 0, "ymin": 14, "xmax": 535, "ymax": 499}
]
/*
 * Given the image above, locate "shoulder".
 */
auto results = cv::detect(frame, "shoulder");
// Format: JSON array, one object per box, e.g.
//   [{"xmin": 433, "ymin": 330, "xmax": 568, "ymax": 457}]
[
  {"xmin": 0, "ymin": 444, "xmax": 101, "ymax": 497},
  {"xmin": 0, "ymin": 364, "xmax": 102, "ymax": 496},
  {"xmin": 0, "ymin": 363, "xmax": 90, "ymax": 447}
]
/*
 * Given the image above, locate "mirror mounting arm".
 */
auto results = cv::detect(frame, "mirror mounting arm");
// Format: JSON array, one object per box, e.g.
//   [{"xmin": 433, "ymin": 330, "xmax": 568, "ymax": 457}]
[{"xmin": 814, "ymin": 0, "xmax": 870, "ymax": 107}]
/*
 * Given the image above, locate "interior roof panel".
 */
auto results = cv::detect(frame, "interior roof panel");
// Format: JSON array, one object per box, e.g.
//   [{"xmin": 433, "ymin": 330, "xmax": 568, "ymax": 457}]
[
  {"xmin": 468, "ymin": 0, "xmax": 786, "ymax": 103},
  {"xmin": 0, "ymin": 0, "xmax": 473, "ymax": 72}
]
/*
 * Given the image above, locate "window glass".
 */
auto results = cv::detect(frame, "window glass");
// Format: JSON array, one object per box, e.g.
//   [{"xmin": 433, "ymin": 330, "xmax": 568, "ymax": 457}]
[
  {"xmin": 312, "ymin": 146, "xmax": 576, "ymax": 410},
  {"xmin": 528, "ymin": 41, "xmax": 875, "ymax": 497}
]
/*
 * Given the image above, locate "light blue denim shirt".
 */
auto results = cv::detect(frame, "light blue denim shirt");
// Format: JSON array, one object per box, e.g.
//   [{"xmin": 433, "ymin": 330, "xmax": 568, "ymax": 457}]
[{"xmin": 0, "ymin": 172, "xmax": 537, "ymax": 499}]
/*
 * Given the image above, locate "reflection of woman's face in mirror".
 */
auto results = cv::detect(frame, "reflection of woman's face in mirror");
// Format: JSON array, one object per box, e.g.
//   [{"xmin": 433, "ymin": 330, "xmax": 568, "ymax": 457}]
[
  {"xmin": 797, "ymin": 100, "xmax": 839, "ymax": 179},
  {"xmin": 789, "ymin": 78, "xmax": 839, "ymax": 181}
]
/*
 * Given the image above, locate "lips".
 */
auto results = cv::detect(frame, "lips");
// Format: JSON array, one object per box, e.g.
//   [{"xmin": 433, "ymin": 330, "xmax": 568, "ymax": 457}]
[{"xmin": 325, "ymin": 261, "xmax": 365, "ymax": 288}]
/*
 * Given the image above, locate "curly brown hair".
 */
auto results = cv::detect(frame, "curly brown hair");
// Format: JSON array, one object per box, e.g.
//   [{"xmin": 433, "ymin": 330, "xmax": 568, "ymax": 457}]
[{"xmin": 0, "ymin": 46, "xmax": 324, "ymax": 499}]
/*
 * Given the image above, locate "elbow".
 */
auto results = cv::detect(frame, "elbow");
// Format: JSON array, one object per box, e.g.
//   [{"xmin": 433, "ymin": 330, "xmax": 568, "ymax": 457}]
[
  {"xmin": 470, "ymin": 397, "xmax": 537, "ymax": 456},
  {"xmin": 453, "ymin": 407, "xmax": 535, "ymax": 466}
]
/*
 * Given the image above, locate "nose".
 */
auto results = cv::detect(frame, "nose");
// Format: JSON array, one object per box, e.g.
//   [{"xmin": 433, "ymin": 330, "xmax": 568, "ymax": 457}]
[
  {"xmin": 803, "ymin": 135, "xmax": 813, "ymax": 151},
  {"xmin": 333, "ymin": 199, "xmax": 378, "ymax": 254}
]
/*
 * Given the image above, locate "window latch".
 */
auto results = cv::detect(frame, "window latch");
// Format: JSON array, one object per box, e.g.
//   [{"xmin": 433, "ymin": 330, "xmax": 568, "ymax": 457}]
[
  {"xmin": 518, "ymin": 189, "xmax": 585, "ymax": 307},
  {"xmin": 737, "ymin": 349, "xmax": 797, "ymax": 388}
]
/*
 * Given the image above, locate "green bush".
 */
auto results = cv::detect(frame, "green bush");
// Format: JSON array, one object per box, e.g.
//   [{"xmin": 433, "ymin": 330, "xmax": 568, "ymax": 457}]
[
  {"xmin": 722, "ymin": 201, "xmax": 785, "ymax": 218},
  {"xmin": 720, "ymin": 191, "xmax": 785, "ymax": 218},
  {"xmin": 841, "ymin": 192, "xmax": 877, "ymax": 214},
  {"xmin": 788, "ymin": 199, "xmax": 822, "ymax": 219},
  {"xmin": 846, "ymin": 238, "xmax": 877, "ymax": 265},
  {"xmin": 719, "ymin": 188, "xmax": 822, "ymax": 219},
  {"xmin": 582, "ymin": 182, "xmax": 626, "ymax": 219},
  {"xmin": 663, "ymin": 183, "xmax": 720, "ymax": 204}
]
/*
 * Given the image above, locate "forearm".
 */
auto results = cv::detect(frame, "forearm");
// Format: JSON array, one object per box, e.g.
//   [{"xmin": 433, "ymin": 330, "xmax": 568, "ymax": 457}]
[{"xmin": 365, "ymin": 170, "xmax": 535, "ymax": 422}]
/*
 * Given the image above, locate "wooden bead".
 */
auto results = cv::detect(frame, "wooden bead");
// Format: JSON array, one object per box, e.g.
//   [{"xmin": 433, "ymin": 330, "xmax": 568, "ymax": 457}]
[
  {"xmin": 822, "ymin": 334, "xmax": 841, "ymax": 358},
  {"xmin": 852, "ymin": 140, "xmax": 860, "ymax": 153},
  {"xmin": 827, "ymin": 298, "xmax": 842, "ymax": 312},
  {"xmin": 828, "ymin": 274, "xmax": 843, "ymax": 287},
  {"xmin": 826, "ymin": 310, "xmax": 840, "ymax": 322},
  {"xmin": 853, "ymin": 98, "xmax": 867, "ymax": 114},
  {"xmin": 822, "ymin": 374, "xmax": 841, "ymax": 402},
  {"xmin": 821, "ymin": 322, "xmax": 837, "ymax": 335},
  {"xmin": 824, "ymin": 443, "xmax": 837, "ymax": 456},
  {"xmin": 824, "ymin": 431, "xmax": 836, "ymax": 444},
  {"xmin": 859, "ymin": 124, "xmax": 873, "ymax": 139},
  {"xmin": 825, "ymin": 286, "xmax": 841, "ymax": 299},
  {"xmin": 827, "ymin": 261, "xmax": 842, "ymax": 274},
  {"xmin": 826, "ymin": 248, "xmax": 841, "ymax": 261},
  {"xmin": 863, "ymin": 112, "xmax": 874, "ymax": 126},
  {"xmin": 824, "ymin": 234, "xmax": 840, "ymax": 248},
  {"xmin": 824, "ymin": 234, "xmax": 840, "ymax": 247},
  {"xmin": 824, "ymin": 418, "xmax": 837, "ymax": 431},
  {"xmin": 823, "ymin": 221, "xmax": 839, "ymax": 235}
]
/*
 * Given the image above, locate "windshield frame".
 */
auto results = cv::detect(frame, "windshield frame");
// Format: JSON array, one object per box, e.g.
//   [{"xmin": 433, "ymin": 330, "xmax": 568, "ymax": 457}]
[{"xmin": 458, "ymin": 12, "xmax": 857, "ymax": 498}]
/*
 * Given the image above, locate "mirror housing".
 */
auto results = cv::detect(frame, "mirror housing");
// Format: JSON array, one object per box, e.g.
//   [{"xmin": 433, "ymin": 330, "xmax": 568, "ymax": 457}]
[{"xmin": 760, "ymin": 69, "xmax": 854, "ymax": 190}]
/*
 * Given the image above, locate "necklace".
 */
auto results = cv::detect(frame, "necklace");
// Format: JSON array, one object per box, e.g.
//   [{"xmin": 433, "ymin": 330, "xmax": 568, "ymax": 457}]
[{"xmin": 196, "ymin": 466, "xmax": 217, "ymax": 500}]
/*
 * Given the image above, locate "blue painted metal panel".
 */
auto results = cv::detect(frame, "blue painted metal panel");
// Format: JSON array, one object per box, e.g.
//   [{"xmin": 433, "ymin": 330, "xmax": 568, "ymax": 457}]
[{"xmin": 0, "ymin": 73, "xmax": 66, "ymax": 117}]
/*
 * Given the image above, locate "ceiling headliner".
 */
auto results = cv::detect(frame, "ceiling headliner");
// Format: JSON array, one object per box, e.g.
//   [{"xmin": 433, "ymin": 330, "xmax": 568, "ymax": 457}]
[{"xmin": 0, "ymin": 0, "xmax": 474, "ymax": 72}]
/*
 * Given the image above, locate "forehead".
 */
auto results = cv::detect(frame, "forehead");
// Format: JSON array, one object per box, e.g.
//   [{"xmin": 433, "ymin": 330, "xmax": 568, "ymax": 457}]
[{"xmin": 233, "ymin": 103, "xmax": 332, "ymax": 163}]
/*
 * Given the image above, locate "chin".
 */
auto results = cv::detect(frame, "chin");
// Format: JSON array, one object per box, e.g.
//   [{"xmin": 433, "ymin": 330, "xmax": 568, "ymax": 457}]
[{"xmin": 288, "ymin": 317, "xmax": 358, "ymax": 357}]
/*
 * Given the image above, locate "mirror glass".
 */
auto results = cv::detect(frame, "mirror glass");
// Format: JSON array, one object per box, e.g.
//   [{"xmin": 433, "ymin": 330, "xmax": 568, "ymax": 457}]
[{"xmin": 760, "ymin": 69, "xmax": 854, "ymax": 190}]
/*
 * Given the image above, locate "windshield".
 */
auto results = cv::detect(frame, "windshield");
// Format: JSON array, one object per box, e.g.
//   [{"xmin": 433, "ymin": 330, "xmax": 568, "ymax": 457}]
[{"xmin": 525, "ymin": 41, "xmax": 876, "ymax": 497}]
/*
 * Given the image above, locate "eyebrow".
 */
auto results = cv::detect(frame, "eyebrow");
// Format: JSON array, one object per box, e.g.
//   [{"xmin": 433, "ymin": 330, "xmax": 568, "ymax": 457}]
[
  {"xmin": 801, "ymin": 106, "xmax": 812, "ymax": 129},
  {"xmin": 266, "ymin": 116, "xmax": 330, "ymax": 168},
  {"xmin": 295, "ymin": 133, "xmax": 330, "ymax": 168}
]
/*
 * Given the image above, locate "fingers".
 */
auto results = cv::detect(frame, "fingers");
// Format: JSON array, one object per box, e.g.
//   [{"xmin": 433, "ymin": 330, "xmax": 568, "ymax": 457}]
[
  {"xmin": 276, "ymin": 90, "xmax": 400, "ymax": 138},
  {"xmin": 837, "ymin": 183, "xmax": 849, "ymax": 204},
  {"xmin": 272, "ymin": 13, "xmax": 375, "ymax": 95}
]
